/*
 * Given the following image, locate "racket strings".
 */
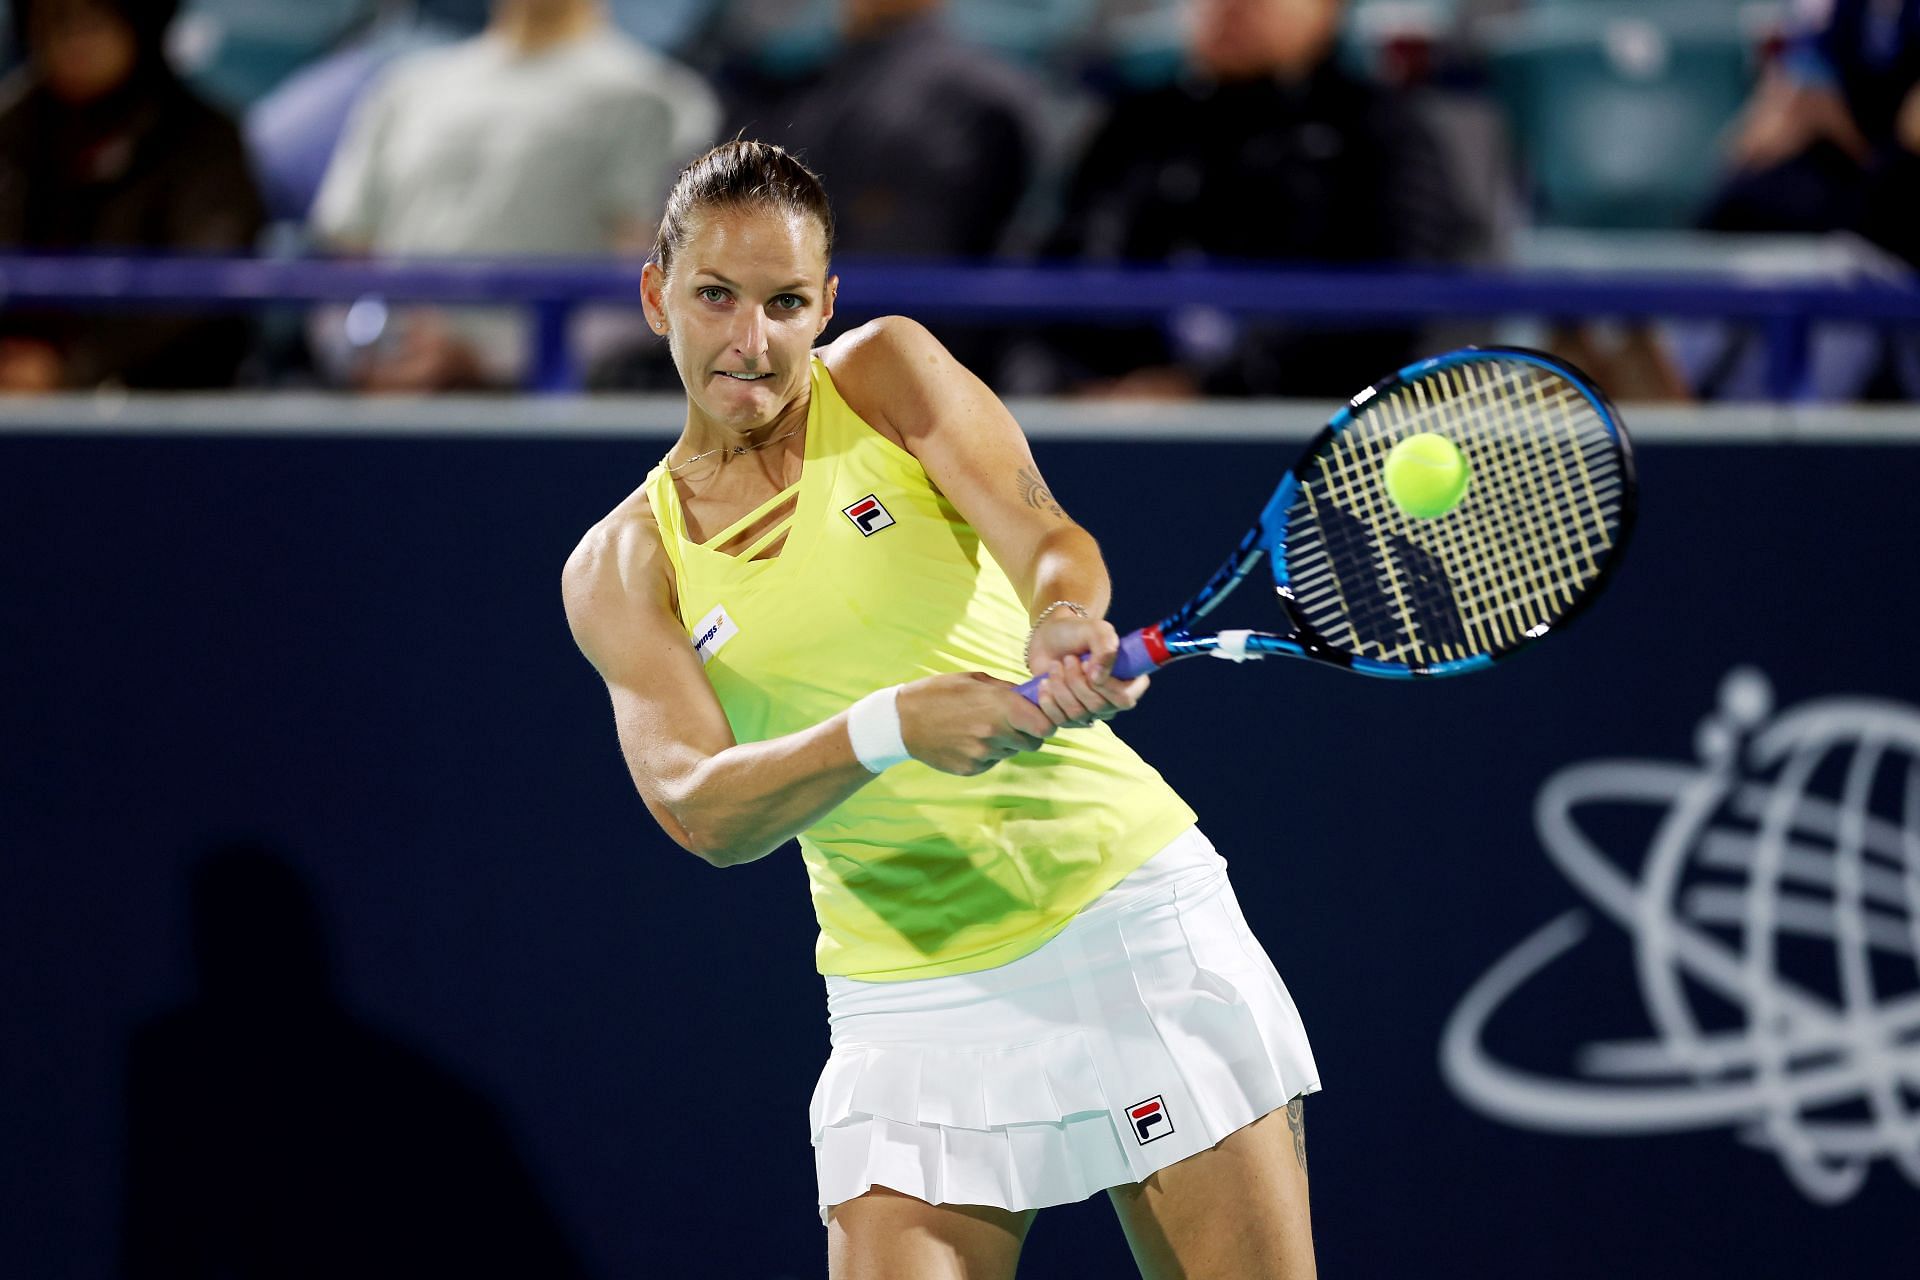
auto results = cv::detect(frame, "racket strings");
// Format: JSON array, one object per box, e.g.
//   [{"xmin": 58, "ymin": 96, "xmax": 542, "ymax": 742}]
[
  {"xmin": 1433, "ymin": 367, "xmax": 1607, "ymax": 635},
  {"xmin": 1389, "ymin": 364, "xmax": 1620, "ymax": 653},
  {"xmin": 1380, "ymin": 367, "xmax": 1617, "ymax": 655},
  {"xmin": 1285, "ymin": 357, "xmax": 1628, "ymax": 668}
]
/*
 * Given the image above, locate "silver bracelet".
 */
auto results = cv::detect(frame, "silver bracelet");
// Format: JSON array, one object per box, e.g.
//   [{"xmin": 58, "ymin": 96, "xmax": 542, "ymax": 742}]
[{"xmin": 1026, "ymin": 599, "xmax": 1091, "ymax": 664}]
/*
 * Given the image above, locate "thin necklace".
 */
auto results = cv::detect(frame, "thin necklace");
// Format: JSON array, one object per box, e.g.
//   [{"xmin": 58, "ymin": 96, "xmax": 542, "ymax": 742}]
[{"xmin": 665, "ymin": 426, "xmax": 802, "ymax": 476}]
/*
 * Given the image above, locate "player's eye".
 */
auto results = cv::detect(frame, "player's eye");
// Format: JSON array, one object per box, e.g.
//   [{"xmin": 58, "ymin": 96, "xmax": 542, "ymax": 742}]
[
  {"xmin": 772, "ymin": 294, "xmax": 805, "ymax": 312},
  {"xmin": 697, "ymin": 286, "xmax": 728, "ymax": 304}
]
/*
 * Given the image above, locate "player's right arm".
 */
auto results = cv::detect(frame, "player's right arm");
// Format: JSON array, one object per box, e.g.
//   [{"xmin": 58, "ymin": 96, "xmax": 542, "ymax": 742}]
[{"xmin": 561, "ymin": 511, "xmax": 1055, "ymax": 867}]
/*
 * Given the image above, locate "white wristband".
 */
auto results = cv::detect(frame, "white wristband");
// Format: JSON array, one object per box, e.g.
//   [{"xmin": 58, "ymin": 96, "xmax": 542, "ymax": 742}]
[{"xmin": 846, "ymin": 685, "xmax": 911, "ymax": 773}]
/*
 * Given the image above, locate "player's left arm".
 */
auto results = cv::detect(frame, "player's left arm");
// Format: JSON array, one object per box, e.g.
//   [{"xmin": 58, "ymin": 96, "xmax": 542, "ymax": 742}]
[{"xmin": 825, "ymin": 317, "xmax": 1149, "ymax": 726}]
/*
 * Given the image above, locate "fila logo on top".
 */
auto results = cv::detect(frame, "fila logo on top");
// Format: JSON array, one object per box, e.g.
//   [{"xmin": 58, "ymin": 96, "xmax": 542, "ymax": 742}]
[
  {"xmin": 1128, "ymin": 1096, "xmax": 1173, "ymax": 1145},
  {"xmin": 843, "ymin": 494, "xmax": 896, "ymax": 536}
]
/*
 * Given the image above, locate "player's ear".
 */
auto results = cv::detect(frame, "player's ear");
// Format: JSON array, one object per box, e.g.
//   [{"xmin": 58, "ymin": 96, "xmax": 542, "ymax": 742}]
[
  {"xmin": 641, "ymin": 260, "xmax": 669, "ymax": 336},
  {"xmin": 818, "ymin": 274, "xmax": 838, "ymax": 337}
]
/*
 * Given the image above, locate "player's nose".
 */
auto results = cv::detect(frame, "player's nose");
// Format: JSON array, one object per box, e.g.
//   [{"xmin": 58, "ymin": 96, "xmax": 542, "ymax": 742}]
[{"xmin": 732, "ymin": 309, "xmax": 768, "ymax": 360}]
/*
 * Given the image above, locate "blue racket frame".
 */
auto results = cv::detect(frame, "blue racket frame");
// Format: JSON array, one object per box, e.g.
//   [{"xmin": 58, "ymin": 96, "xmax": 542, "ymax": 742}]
[{"xmin": 1025, "ymin": 346, "xmax": 1635, "ymax": 699}]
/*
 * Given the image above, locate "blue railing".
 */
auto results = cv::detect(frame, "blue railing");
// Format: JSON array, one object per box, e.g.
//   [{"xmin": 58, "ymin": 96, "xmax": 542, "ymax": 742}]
[{"xmin": 3, "ymin": 254, "xmax": 1917, "ymax": 397}]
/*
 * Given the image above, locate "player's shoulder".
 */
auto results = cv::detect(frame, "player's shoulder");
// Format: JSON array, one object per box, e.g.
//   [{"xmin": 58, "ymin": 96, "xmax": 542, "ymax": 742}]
[
  {"xmin": 562, "ymin": 480, "xmax": 675, "ymax": 647},
  {"xmin": 820, "ymin": 315, "xmax": 945, "ymax": 388},
  {"xmin": 564, "ymin": 481, "xmax": 666, "ymax": 589},
  {"xmin": 819, "ymin": 317, "xmax": 955, "ymax": 441}
]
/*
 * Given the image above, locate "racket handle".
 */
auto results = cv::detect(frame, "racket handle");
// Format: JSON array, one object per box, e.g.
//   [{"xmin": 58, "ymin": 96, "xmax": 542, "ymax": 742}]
[{"xmin": 1014, "ymin": 627, "xmax": 1163, "ymax": 704}]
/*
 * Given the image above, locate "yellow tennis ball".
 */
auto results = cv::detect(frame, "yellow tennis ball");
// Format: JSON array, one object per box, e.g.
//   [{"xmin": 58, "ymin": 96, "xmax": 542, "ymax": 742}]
[{"xmin": 1382, "ymin": 432, "xmax": 1471, "ymax": 519}]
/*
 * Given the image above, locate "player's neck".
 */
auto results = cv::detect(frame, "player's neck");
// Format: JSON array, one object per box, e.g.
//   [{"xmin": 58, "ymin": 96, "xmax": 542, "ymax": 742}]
[
  {"xmin": 675, "ymin": 387, "xmax": 811, "ymax": 479},
  {"xmin": 490, "ymin": 0, "xmax": 602, "ymax": 55}
]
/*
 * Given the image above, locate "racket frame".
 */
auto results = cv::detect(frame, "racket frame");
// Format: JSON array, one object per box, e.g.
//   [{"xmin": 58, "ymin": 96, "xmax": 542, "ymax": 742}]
[{"xmin": 1132, "ymin": 345, "xmax": 1637, "ymax": 681}]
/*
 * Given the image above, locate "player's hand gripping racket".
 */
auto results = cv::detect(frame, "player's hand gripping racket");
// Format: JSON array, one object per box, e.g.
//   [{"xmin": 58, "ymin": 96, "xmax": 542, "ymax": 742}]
[{"xmin": 1017, "ymin": 346, "xmax": 1635, "ymax": 698}]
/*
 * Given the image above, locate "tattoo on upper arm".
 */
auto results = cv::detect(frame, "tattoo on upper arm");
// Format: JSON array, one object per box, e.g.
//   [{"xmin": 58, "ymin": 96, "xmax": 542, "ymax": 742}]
[
  {"xmin": 1285, "ymin": 1096, "xmax": 1308, "ymax": 1175},
  {"xmin": 1016, "ymin": 465, "xmax": 1065, "ymax": 519}
]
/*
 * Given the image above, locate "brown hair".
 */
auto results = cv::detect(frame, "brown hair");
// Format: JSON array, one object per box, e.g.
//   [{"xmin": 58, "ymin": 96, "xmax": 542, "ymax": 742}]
[{"xmin": 653, "ymin": 139, "xmax": 835, "ymax": 276}]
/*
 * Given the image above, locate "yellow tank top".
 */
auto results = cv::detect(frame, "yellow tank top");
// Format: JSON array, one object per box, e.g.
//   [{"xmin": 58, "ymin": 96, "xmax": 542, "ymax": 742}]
[{"xmin": 645, "ymin": 357, "xmax": 1197, "ymax": 981}]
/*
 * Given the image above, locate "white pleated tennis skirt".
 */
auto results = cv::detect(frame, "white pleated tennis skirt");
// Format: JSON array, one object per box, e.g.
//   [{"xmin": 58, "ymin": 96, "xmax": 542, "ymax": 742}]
[{"xmin": 809, "ymin": 827, "xmax": 1321, "ymax": 1222}]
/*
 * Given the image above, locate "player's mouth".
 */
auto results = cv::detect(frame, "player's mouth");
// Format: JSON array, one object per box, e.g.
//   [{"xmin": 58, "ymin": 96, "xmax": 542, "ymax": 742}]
[{"xmin": 715, "ymin": 371, "xmax": 772, "ymax": 382}]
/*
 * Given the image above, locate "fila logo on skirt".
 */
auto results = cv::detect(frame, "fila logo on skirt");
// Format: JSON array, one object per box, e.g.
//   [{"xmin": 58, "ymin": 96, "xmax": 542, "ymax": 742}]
[
  {"xmin": 1128, "ymin": 1095, "xmax": 1174, "ymax": 1144},
  {"xmin": 843, "ymin": 494, "xmax": 895, "ymax": 536}
]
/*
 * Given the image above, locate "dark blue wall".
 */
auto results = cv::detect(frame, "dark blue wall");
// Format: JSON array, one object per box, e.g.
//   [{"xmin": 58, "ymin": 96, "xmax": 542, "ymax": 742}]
[{"xmin": 5, "ymin": 426, "xmax": 1916, "ymax": 1278}]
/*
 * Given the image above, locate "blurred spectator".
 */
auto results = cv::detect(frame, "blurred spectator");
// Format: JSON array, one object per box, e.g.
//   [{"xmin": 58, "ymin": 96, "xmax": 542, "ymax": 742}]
[
  {"xmin": 719, "ymin": 0, "xmax": 1043, "ymax": 259},
  {"xmin": 0, "ymin": 0, "xmax": 264, "ymax": 392},
  {"xmin": 1034, "ymin": 0, "xmax": 1471, "ymax": 399},
  {"xmin": 1704, "ymin": 0, "xmax": 1920, "ymax": 267},
  {"xmin": 1692, "ymin": 0, "xmax": 1919, "ymax": 398},
  {"xmin": 248, "ymin": 16, "xmax": 465, "ymax": 226},
  {"xmin": 309, "ymin": 0, "xmax": 718, "ymax": 391}
]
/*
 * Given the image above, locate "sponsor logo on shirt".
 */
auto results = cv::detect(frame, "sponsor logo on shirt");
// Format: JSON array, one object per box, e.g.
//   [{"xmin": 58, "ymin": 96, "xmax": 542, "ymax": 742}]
[
  {"xmin": 843, "ymin": 494, "xmax": 895, "ymax": 536},
  {"xmin": 1128, "ymin": 1095, "xmax": 1174, "ymax": 1144},
  {"xmin": 691, "ymin": 604, "xmax": 739, "ymax": 665}
]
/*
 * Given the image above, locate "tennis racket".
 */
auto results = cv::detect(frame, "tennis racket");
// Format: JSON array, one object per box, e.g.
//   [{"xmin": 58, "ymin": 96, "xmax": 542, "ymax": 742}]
[{"xmin": 1017, "ymin": 346, "xmax": 1635, "ymax": 698}]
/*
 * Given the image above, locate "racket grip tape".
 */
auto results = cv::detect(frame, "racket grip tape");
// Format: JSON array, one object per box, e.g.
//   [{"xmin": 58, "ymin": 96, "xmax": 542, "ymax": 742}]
[{"xmin": 1014, "ymin": 626, "xmax": 1167, "ymax": 705}]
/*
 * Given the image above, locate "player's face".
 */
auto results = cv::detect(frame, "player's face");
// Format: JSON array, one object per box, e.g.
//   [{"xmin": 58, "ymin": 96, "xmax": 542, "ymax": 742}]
[{"xmin": 644, "ymin": 206, "xmax": 836, "ymax": 437}]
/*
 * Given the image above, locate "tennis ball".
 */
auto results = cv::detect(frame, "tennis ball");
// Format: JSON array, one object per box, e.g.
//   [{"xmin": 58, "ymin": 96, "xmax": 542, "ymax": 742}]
[{"xmin": 1382, "ymin": 432, "xmax": 1471, "ymax": 519}]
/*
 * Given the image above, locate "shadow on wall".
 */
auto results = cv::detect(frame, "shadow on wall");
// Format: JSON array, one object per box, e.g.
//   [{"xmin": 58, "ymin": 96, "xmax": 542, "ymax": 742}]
[{"xmin": 119, "ymin": 840, "xmax": 589, "ymax": 1279}]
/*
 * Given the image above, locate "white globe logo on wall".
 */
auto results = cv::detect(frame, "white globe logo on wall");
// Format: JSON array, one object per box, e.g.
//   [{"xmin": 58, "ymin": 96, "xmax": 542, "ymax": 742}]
[{"xmin": 1442, "ymin": 668, "xmax": 1920, "ymax": 1204}]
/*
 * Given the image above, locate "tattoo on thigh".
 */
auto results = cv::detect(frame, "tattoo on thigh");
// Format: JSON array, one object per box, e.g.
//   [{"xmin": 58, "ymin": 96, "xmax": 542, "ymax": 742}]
[
  {"xmin": 1016, "ymin": 465, "xmax": 1065, "ymax": 518},
  {"xmin": 1285, "ymin": 1097, "xmax": 1307, "ymax": 1175}
]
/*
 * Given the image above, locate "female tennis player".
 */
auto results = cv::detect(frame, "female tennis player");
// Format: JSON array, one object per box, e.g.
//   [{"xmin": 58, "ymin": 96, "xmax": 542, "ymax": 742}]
[{"xmin": 562, "ymin": 140, "xmax": 1320, "ymax": 1280}]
